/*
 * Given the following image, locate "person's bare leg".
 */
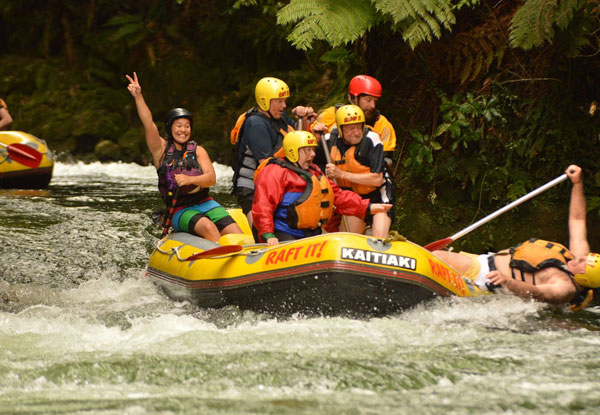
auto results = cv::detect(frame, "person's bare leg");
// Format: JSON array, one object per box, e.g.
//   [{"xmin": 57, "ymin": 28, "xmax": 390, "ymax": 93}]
[
  {"xmin": 193, "ymin": 217, "xmax": 221, "ymax": 242},
  {"xmin": 343, "ymin": 215, "xmax": 365, "ymax": 234},
  {"xmin": 432, "ymin": 250, "xmax": 473, "ymax": 274},
  {"xmin": 371, "ymin": 212, "xmax": 392, "ymax": 238},
  {"xmin": 221, "ymin": 222, "xmax": 243, "ymax": 235}
]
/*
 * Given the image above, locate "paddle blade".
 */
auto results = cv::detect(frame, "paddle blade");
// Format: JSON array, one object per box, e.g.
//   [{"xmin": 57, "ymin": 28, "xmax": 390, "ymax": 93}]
[
  {"xmin": 185, "ymin": 244, "xmax": 243, "ymax": 261},
  {"xmin": 7, "ymin": 143, "xmax": 43, "ymax": 168},
  {"xmin": 424, "ymin": 237, "xmax": 453, "ymax": 252}
]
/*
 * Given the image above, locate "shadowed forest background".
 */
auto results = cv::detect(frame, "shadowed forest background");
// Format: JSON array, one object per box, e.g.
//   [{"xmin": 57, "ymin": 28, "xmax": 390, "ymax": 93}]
[{"xmin": 1, "ymin": 0, "xmax": 599, "ymax": 250}]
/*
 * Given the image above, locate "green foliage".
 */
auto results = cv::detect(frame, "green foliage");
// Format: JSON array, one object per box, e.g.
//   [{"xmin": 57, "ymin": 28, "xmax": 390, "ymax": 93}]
[
  {"xmin": 277, "ymin": 0, "xmax": 377, "ymax": 50},
  {"xmin": 375, "ymin": 0, "xmax": 457, "ymax": 49},
  {"xmin": 403, "ymin": 129, "xmax": 441, "ymax": 181},
  {"xmin": 509, "ymin": 0, "xmax": 597, "ymax": 56},
  {"xmin": 278, "ymin": 0, "xmax": 473, "ymax": 50},
  {"xmin": 404, "ymin": 90, "xmax": 507, "ymax": 188}
]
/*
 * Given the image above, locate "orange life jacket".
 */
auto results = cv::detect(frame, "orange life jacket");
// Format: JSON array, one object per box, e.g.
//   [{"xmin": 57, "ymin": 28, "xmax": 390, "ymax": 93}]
[
  {"xmin": 330, "ymin": 130, "xmax": 377, "ymax": 195},
  {"xmin": 253, "ymin": 147, "xmax": 285, "ymax": 182},
  {"xmin": 507, "ymin": 238, "xmax": 574, "ymax": 281},
  {"xmin": 231, "ymin": 108, "xmax": 295, "ymax": 145},
  {"xmin": 266, "ymin": 158, "xmax": 335, "ymax": 229},
  {"xmin": 230, "ymin": 110, "xmax": 251, "ymax": 145}
]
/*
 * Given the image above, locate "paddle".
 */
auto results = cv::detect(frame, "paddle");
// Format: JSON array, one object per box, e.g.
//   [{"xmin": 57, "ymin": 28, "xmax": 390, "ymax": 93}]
[
  {"xmin": 185, "ymin": 244, "xmax": 243, "ymax": 261},
  {"xmin": 424, "ymin": 173, "xmax": 569, "ymax": 251},
  {"xmin": 0, "ymin": 142, "xmax": 43, "ymax": 168},
  {"xmin": 318, "ymin": 129, "xmax": 352, "ymax": 232},
  {"xmin": 161, "ymin": 187, "xmax": 180, "ymax": 237}
]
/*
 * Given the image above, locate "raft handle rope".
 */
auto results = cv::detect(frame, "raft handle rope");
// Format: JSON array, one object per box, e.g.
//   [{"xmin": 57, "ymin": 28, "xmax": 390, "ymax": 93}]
[{"xmin": 155, "ymin": 240, "xmax": 271, "ymax": 261}]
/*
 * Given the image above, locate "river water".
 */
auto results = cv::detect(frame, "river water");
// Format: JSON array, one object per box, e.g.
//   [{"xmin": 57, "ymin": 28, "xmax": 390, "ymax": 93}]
[{"xmin": 1, "ymin": 162, "xmax": 599, "ymax": 414}]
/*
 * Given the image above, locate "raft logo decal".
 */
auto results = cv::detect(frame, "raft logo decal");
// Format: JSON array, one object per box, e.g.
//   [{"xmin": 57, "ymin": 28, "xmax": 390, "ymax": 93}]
[
  {"xmin": 341, "ymin": 248, "xmax": 416, "ymax": 270},
  {"xmin": 428, "ymin": 259, "xmax": 466, "ymax": 295},
  {"xmin": 265, "ymin": 241, "xmax": 327, "ymax": 266}
]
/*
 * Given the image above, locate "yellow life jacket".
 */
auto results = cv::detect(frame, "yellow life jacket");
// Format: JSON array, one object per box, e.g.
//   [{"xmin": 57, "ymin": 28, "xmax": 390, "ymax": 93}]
[{"xmin": 330, "ymin": 133, "xmax": 377, "ymax": 195}]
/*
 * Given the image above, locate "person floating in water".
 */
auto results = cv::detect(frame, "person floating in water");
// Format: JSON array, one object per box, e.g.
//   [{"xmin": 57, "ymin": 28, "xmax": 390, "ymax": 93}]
[{"xmin": 434, "ymin": 165, "xmax": 600, "ymax": 310}]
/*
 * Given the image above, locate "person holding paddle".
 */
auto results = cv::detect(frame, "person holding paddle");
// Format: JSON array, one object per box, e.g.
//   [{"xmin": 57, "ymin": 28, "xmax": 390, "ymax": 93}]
[
  {"xmin": 253, "ymin": 130, "xmax": 392, "ymax": 246},
  {"xmin": 433, "ymin": 165, "xmax": 600, "ymax": 310},
  {"xmin": 126, "ymin": 72, "xmax": 242, "ymax": 241},
  {"xmin": 0, "ymin": 98, "xmax": 13, "ymax": 130},
  {"xmin": 315, "ymin": 105, "xmax": 394, "ymax": 238}
]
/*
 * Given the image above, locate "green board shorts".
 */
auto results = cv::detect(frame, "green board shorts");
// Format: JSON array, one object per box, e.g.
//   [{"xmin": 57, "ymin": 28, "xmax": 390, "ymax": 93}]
[{"xmin": 173, "ymin": 199, "xmax": 235, "ymax": 234}]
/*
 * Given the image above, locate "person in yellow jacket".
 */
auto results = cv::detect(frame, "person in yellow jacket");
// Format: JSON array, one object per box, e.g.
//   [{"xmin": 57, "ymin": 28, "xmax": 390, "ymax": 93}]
[
  {"xmin": 434, "ymin": 165, "xmax": 599, "ymax": 310},
  {"xmin": 0, "ymin": 98, "xmax": 13, "ymax": 130},
  {"xmin": 315, "ymin": 75, "xmax": 396, "ymax": 166}
]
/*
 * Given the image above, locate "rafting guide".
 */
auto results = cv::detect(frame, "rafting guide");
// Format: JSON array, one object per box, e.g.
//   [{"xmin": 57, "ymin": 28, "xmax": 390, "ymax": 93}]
[{"xmin": 434, "ymin": 165, "xmax": 600, "ymax": 310}]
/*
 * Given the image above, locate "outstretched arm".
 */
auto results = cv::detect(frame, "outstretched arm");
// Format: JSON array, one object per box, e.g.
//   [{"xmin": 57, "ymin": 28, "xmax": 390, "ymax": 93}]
[
  {"xmin": 566, "ymin": 165, "xmax": 590, "ymax": 257},
  {"xmin": 126, "ymin": 72, "xmax": 165, "ymax": 167},
  {"xmin": 486, "ymin": 270, "xmax": 576, "ymax": 304}
]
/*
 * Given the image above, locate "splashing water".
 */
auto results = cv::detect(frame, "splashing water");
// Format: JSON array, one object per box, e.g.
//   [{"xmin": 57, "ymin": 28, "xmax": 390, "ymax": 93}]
[{"xmin": 1, "ymin": 162, "xmax": 599, "ymax": 414}]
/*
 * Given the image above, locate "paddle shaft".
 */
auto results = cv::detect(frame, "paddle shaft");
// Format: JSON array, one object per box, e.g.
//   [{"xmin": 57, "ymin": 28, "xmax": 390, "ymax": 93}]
[
  {"xmin": 449, "ymin": 174, "xmax": 568, "ymax": 241},
  {"xmin": 319, "ymin": 133, "xmax": 352, "ymax": 232},
  {"xmin": 162, "ymin": 187, "xmax": 180, "ymax": 237}
]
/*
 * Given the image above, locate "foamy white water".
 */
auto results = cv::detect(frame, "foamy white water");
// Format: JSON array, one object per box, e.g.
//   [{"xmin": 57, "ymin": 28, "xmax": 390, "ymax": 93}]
[{"xmin": 0, "ymin": 162, "xmax": 599, "ymax": 414}]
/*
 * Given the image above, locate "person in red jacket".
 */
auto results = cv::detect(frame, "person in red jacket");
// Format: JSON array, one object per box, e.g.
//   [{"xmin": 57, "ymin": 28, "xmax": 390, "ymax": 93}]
[{"xmin": 253, "ymin": 130, "xmax": 392, "ymax": 246}]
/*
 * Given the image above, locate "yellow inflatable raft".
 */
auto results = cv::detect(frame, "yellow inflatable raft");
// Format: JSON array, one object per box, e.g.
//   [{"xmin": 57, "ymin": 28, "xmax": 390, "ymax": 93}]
[
  {"xmin": 0, "ymin": 131, "xmax": 54, "ymax": 189},
  {"xmin": 147, "ymin": 210, "xmax": 486, "ymax": 316}
]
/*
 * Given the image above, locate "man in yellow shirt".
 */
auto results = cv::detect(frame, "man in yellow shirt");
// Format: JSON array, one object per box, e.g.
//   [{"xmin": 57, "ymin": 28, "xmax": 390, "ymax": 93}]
[{"xmin": 315, "ymin": 75, "xmax": 396, "ymax": 166}]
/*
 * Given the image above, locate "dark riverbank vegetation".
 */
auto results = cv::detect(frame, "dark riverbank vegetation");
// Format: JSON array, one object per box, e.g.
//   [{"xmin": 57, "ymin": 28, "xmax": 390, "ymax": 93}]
[{"xmin": 1, "ymin": 0, "xmax": 599, "ymax": 249}]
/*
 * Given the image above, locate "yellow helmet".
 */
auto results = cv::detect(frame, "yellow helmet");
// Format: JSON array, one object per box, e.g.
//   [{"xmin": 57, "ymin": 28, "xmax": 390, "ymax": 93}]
[
  {"xmin": 574, "ymin": 253, "xmax": 600, "ymax": 288},
  {"xmin": 335, "ymin": 104, "xmax": 365, "ymax": 137},
  {"xmin": 255, "ymin": 77, "xmax": 290, "ymax": 111},
  {"xmin": 283, "ymin": 131, "xmax": 318, "ymax": 163}
]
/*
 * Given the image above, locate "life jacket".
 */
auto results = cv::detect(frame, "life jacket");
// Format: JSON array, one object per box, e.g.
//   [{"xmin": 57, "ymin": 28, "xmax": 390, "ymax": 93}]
[
  {"xmin": 497, "ymin": 238, "xmax": 593, "ymax": 311},
  {"xmin": 0, "ymin": 98, "xmax": 7, "ymax": 110},
  {"xmin": 507, "ymin": 238, "xmax": 575, "ymax": 282},
  {"xmin": 253, "ymin": 147, "xmax": 285, "ymax": 182},
  {"xmin": 231, "ymin": 108, "xmax": 294, "ymax": 192},
  {"xmin": 157, "ymin": 141, "xmax": 208, "ymax": 206},
  {"xmin": 329, "ymin": 128, "xmax": 378, "ymax": 195},
  {"xmin": 267, "ymin": 158, "xmax": 335, "ymax": 231},
  {"xmin": 230, "ymin": 108, "xmax": 253, "ymax": 145}
]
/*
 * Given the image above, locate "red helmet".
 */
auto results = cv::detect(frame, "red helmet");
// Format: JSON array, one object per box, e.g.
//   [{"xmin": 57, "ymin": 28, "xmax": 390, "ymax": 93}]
[{"xmin": 348, "ymin": 75, "xmax": 382, "ymax": 98}]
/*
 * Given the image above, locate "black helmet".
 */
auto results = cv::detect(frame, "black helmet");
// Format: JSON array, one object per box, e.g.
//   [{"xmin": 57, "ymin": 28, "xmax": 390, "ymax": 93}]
[{"xmin": 165, "ymin": 108, "xmax": 193, "ymax": 139}]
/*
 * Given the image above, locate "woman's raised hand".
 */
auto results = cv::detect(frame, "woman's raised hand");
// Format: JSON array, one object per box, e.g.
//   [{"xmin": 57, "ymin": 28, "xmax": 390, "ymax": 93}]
[{"xmin": 126, "ymin": 72, "xmax": 142, "ymax": 97}]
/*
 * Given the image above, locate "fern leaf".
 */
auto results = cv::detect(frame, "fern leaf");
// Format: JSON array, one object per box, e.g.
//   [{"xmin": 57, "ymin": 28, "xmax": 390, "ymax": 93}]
[
  {"xmin": 509, "ymin": 0, "xmax": 582, "ymax": 50},
  {"xmin": 277, "ymin": 0, "xmax": 376, "ymax": 50},
  {"xmin": 374, "ymin": 0, "xmax": 456, "ymax": 49}
]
